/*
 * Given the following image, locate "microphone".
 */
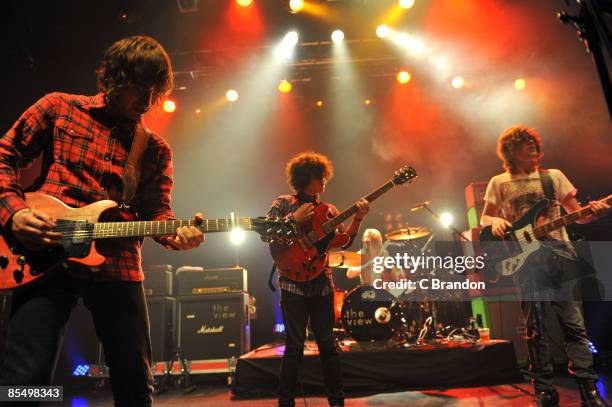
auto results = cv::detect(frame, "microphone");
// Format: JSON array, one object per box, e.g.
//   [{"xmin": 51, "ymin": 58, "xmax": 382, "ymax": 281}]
[{"xmin": 410, "ymin": 200, "xmax": 432, "ymax": 211}]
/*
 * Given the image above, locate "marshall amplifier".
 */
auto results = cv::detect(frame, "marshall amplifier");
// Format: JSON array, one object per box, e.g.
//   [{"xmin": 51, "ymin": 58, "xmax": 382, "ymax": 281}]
[
  {"xmin": 177, "ymin": 293, "xmax": 250, "ymax": 360},
  {"xmin": 176, "ymin": 266, "xmax": 247, "ymax": 295},
  {"xmin": 146, "ymin": 296, "xmax": 175, "ymax": 362},
  {"xmin": 144, "ymin": 264, "xmax": 173, "ymax": 297}
]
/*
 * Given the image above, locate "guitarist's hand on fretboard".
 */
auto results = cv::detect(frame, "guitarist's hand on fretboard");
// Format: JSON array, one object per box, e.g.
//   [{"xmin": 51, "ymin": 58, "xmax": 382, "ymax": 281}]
[
  {"xmin": 11, "ymin": 208, "xmax": 63, "ymax": 249},
  {"xmin": 161, "ymin": 212, "xmax": 206, "ymax": 250},
  {"xmin": 589, "ymin": 196, "xmax": 612, "ymax": 219}
]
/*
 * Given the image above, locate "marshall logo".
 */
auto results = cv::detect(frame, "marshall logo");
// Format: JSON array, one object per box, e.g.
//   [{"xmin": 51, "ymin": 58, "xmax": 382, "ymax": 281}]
[{"xmin": 197, "ymin": 325, "xmax": 224, "ymax": 334}]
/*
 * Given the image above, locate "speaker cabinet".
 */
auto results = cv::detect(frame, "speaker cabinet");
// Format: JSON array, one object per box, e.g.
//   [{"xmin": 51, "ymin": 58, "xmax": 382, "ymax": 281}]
[
  {"xmin": 146, "ymin": 296, "xmax": 175, "ymax": 362},
  {"xmin": 177, "ymin": 293, "xmax": 250, "ymax": 360}
]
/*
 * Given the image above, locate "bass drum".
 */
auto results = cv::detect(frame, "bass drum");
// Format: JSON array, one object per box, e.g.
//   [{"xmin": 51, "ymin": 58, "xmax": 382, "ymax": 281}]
[{"xmin": 340, "ymin": 285, "xmax": 405, "ymax": 342}]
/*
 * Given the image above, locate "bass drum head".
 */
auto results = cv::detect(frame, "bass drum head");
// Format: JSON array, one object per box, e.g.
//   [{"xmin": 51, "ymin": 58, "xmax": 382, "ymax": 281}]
[{"xmin": 340, "ymin": 285, "xmax": 404, "ymax": 342}]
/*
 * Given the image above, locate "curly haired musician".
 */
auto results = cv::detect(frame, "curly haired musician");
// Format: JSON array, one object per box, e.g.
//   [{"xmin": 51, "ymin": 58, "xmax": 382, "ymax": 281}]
[
  {"xmin": 0, "ymin": 36, "xmax": 204, "ymax": 406},
  {"xmin": 268, "ymin": 152, "xmax": 369, "ymax": 407},
  {"xmin": 481, "ymin": 124, "xmax": 610, "ymax": 407}
]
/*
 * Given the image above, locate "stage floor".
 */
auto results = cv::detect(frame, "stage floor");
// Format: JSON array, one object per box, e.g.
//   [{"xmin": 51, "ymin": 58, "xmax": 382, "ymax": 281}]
[
  {"xmin": 61, "ymin": 375, "xmax": 612, "ymax": 406},
  {"xmin": 232, "ymin": 339, "xmax": 522, "ymax": 396}
]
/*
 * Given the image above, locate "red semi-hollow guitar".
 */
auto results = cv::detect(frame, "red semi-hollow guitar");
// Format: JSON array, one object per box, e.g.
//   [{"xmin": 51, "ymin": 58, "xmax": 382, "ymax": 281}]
[
  {"xmin": 270, "ymin": 166, "xmax": 417, "ymax": 282},
  {"xmin": 0, "ymin": 192, "xmax": 296, "ymax": 289}
]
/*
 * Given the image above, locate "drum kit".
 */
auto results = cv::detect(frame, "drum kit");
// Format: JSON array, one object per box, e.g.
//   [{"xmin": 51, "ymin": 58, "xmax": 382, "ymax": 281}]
[{"xmin": 328, "ymin": 226, "xmax": 446, "ymax": 346}]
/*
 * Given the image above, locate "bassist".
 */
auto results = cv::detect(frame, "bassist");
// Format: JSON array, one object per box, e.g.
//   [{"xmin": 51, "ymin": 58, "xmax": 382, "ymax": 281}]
[
  {"xmin": 268, "ymin": 152, "xmax": 369, "ymax": 407},
  {"xmin": 480, "ymin": 124, "xmax": 610, "ymax": 407}
]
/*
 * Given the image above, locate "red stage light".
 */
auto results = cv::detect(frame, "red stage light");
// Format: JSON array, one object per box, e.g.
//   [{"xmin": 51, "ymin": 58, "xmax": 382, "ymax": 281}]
[{"xmin": 236, "ymin": 0, "xmax": 253, "ymax": 7}]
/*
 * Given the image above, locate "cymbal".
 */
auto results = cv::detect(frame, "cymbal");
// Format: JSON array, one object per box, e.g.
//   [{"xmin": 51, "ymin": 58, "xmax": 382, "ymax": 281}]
[
  {"xmin": 328, "ymin": 251, "xmax": 361, "ymax": 268},
  {"xmin": 385, "ymin": 227, "xmax": 431, "ymax": 241}
]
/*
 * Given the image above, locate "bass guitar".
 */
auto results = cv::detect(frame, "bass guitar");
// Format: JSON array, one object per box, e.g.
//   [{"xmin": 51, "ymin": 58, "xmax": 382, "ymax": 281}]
[
  {"xmin": 0, "ymin": 192, "xmax": 296, "ymax": 289},
  {"xmin": 479, "ymin": 195, "xmax": 612, "ymax": 276},
  {"xmin": 270, "ymin": 166, "xmax": 417, "ymax": 281}
]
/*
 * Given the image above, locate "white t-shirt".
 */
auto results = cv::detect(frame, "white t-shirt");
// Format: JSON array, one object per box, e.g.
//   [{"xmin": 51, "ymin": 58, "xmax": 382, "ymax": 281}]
[{"xmin": 484, "ymin": 169, "xmax": 577, "ymax": 257}]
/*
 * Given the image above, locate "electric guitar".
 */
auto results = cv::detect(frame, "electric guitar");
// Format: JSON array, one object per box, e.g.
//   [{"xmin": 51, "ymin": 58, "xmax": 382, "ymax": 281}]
[
  {"xmin": 0, "ymin": 192, "xmax": 297, "ymax": 289},
  {"xmin": 270, "ymin": 166, "xmax": 418, "ymax": 282},
  {"xmin": 479, "ymin": 195, "xmax": 612, "ymax": 276}
]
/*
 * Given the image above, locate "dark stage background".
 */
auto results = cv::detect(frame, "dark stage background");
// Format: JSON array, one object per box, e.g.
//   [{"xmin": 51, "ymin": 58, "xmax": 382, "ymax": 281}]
[{"xmin": 2, "ymin": 0, "xmax": 611, "ymax": 354}]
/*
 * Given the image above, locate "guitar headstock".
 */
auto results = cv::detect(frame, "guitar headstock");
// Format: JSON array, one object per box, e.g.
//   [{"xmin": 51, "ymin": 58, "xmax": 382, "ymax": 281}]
[
  {"xmin": 251, "ymin": 216, "xmax": 298, "ymax": 243},
  {"xmin": 393, "ymin": 165, "xmax": 417, "ymax": 185}
]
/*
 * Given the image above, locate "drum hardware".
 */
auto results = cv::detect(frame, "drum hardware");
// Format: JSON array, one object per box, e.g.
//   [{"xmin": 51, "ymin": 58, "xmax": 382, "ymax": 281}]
[
  {"xmin": 385, "ymin": 227, "xmax": 431, "ymax": 241},
  {"xmin": 327, "ymin": 251, "xmax": 361, "ymax": 268}
]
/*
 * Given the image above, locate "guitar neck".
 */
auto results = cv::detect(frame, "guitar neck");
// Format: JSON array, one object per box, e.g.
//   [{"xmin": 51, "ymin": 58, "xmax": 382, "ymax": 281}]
[
  {"xmin": 321, "ymin": 180, "xmax": 397, "ymax": 233},
  {"xmin": 92, "ymin": 217, "xmax": 252, "ymax": 239},
  {"xmin": 533, "ymin": 196, "xmax": 612, "ymax": 238}
]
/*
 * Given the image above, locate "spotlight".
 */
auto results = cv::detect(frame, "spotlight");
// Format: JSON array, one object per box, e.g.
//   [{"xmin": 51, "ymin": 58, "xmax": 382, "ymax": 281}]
[
  {"xmin": 236, "ymin": 0, "xmax": 253, "ymax": 7},
  {"xmin": 399, "ymin": 0, "xmax": 415, "ymax": 9},
  {"xmin": 376, "ymin": 24, "xmax": 390, "ymax": 39},
  {"xmin": 285, "ymin": 31, "xmax": 299, "ymax": 46},
  {"xmin": 275, "ymin": 31, "xmax": 299, "ymax": 61},
  {"xmin": 316, "ymin": 100, "xmax": 323, "ymax": 107},
  {"xmin": 451, "ymin": 76, "xmax": 464, "ymax": 89},
  {"xmin": 364, "ymin": 99, "xmax": 371, "ymax": 105},
  {"xmin": 162, "ymin": 100, "xmax": 176, "ymax": 113},
  {"xmin": 195, "ymin": 108, "xmax": 201, "ymax": 114},
  {"xmin": 278, "ymin": 80, "xmax": 292, "ymax": 93},
  {"xmin": 331, "ymin": 29, "xmax": 344, "ymax": 43},
  {"xmin": 226, "ymin": 89, "xmax": 239, "ymax": 102},
  {"xmin": 397, "ymin": 70, "xmax": 411, "ymax": 84},
  {"xmin": 230, "ymin": 228, "xmax": 246, "ymax": 246},
  {"xmin": 514, "ymin": 78, "xmax": 526, "ymax": 90},
  {"xmin": 289, "ymin": 0, "xmax": 304, "ymax": 13},
  {"xmin": 440, "ymin": 212, "xmax": 454, "ymax": 228}
]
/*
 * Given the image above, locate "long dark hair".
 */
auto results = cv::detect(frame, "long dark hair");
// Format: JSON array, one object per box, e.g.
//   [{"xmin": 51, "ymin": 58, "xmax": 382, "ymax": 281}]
[{"xmin": 96, "ymin": 35, "xmax": 173, "ymax": 104}]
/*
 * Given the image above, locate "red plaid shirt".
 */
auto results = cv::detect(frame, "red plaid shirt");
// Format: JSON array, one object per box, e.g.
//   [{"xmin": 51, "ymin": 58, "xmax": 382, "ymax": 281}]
[{"xmin": 0, "ymin": 92, "xmax": 176, "ymax": 281}]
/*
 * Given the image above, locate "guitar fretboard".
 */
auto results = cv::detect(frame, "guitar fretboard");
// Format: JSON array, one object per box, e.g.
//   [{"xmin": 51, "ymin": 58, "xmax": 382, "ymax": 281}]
[
  {"xmin": 93, "ymin": 218, "xmax": 252, "ymax": 239},
  {"xmin": 533, "ymin": 196, "xmax": 612, "ymax": 238},
  {"xmin": 321, "ymin": 180, "xmax": 397, "ymax": 234}
]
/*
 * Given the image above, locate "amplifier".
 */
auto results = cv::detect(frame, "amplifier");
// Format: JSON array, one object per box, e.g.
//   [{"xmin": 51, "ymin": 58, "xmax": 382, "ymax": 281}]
[
  {"xmin": 465, "ymin": 181, "xmax": 488, "ymax": 209},
  {"xmin": 176, "ymin": 266, "xmax": 247, "ymax": 295},
  {"xmin": 144, "ymin": 264, "xmax": 173, "ymax": 297},
  {"xmin": 146, "ymin": 296, "xmax": 175, "ymax": 362},
  {"xmin": 177, "ymin": 293, "xmax": 250, "ymax": 360}
]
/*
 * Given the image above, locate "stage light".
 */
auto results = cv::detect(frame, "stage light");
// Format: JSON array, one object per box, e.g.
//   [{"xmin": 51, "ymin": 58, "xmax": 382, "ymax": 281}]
[
  {"xmin": 397, "ymin": 70, "xmax": 411, "ymax": 84},
  {"xmin": 316, "ymin": 100, "xmax": 323, "ymax": 107},
  {"xmin": 451, "ymin": 76, "xmax": 464, "ymax": 89},
  {"xmin": 514, "ymin": 78, "xmax": 526, "ymax": 90},
  {"xmin": 236, "ymin": 0, "xmax": 253, "ymax": 7},
  {"xmin": 226, "ymin": 89, "xmax": 239, "ymax": 102},
  {"xmin": 331, "ymin": 29, "xmax": 344, "ymax": 44},
  {"xmin": 440, "ymin": 212, "xmax": 454, "ymax": 228},
  {"xmin": 278, "ymin": 80, "xmax": 292, "ymax": 93},
  {"xmin": 364, "ymin": 99, "xmax": 371, "ymax": 105},
  {"xmin": 72, "ymin": 364, "xmax": 90, "ymax": 377},
  {"xmin": 195, "ymin": 108, "xmax": 201, "ymax": 114},
  {"xmin": 376, "ymin": 24, "xmax": 390, "ymax": 39},
  {"xmin": 275, "ymin": 31, "xmax": 299, "ymax": 61},
  {"xmin": 162, "ymin": 99, "xmax": 176, "ymax": 113},
  {"xmin": 289, "ymin": 0, "xmax": 303, "ymax": 13},
  {"xmin": 285, "ymin": 31, "xmax": 299, "ymax": 46},
  {"xmin": 230, "ymin": 227, "xmax": 246, "ymax": 246},
  {"xmin": 399, "ymin": 0, "xmax": 415, "ymax": 9}
]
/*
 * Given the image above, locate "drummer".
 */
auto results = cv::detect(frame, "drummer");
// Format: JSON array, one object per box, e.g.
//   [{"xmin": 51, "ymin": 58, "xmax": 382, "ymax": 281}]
[{"xmin": 346, "ymin": 228, "xmax": 403, "ymax": 285}]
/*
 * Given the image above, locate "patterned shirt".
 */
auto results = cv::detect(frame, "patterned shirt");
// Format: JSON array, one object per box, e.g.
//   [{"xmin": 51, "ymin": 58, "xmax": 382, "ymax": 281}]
[
  {"xmin": 0, "ymin": 92, "xmax": 176, "ymax": 281},
  {"xmin": 268, "ymin": 192, "xmax": 350, "ymax": 297},
  {"xmin": 484, "ymin": 168, "xmax": 577, "ymax": 259}
]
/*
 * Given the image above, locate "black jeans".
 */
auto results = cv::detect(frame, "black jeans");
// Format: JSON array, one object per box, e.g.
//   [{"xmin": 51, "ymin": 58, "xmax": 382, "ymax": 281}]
[
  {"xmin": 0, "ymin": 274, "xmax": 154, "ymax": 407},
  {"xmin": 279, "ymin": 290, "xmax": 344, "ymax": 407},
  {"xmin": 519, "ymin": 253, "xmax": 598, "ymax": 392}
]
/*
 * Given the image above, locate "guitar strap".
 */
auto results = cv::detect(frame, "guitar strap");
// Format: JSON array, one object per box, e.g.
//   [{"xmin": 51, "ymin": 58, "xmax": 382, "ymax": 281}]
[
  {"xmin": 538, "ymin": 169, "xmax": 555, "ymax": 201},
  {"xmin": 120, "ymin": 121, "xmax": 151, "ymax": 209}
]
